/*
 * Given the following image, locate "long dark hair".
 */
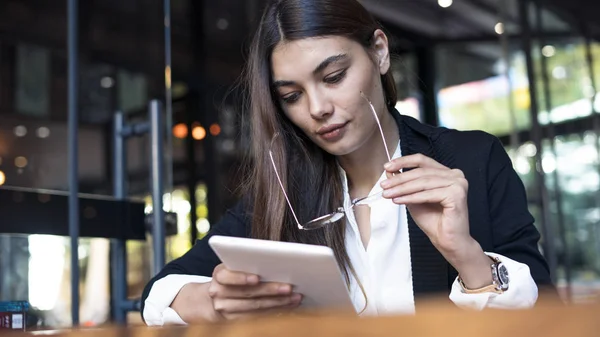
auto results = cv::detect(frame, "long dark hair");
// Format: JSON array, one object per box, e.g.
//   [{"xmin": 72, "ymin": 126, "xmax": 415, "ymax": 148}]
[{"xmin": 240, "ymin": 0, "xmax": 398, "ymax": 286}]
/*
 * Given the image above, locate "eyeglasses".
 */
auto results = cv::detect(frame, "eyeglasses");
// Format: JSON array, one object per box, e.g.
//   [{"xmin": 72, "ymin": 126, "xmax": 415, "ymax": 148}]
[{"xmin": 268, "ymin": 92, "xmax": 393, "ymax": 230}]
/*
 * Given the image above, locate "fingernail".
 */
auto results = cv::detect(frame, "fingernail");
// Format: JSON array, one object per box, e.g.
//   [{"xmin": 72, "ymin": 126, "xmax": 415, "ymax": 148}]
[
  {"xmin": 246, "ymin": 275, "xmax": 259, "ymax": 284},
  {"xmin": 291, "ymin": 293, "xmax": 302, "ymax": 302},
  {"xmin": 380, "ymin": 180, "xmax": 389, "ymax": 188},
  {"xmin": 384, "ymin": 162, "xmax": 392, "ymax": 170},
  {"xmin": 278, "ymin": 285, "xmax": 292, "ymax": 294}
]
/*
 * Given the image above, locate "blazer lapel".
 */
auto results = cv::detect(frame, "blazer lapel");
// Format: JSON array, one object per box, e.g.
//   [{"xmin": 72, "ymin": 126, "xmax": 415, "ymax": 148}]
[{"xmin": 391, "ymin": 109, "xmax": 450, "ymax": 309}]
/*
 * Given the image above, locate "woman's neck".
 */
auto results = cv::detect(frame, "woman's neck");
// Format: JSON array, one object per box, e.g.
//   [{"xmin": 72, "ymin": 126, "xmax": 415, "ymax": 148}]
[{"xmin": 338, "ymin": 110, "xmax": 399, "ymax": 199}]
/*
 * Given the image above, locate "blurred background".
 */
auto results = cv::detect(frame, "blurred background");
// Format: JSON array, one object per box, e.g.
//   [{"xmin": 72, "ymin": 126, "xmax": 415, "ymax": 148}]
[{"xmin": 0, "ymin": 0, "xmax": 599, "ymax": 329}]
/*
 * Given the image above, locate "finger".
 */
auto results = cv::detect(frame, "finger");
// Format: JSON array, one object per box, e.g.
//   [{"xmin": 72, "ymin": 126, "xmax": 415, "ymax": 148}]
[
  {"xmin": 382, "ymin": 176, "xmax": 454, "ymax": 200},
  {"xmin": 391, "ymin": 185, "xmax": 465, "ymax": 206},
  {"xmin": 222, "ymin": 302, "xmax": 300, "ymax": 321},
  {"xmin": 381, "ymin": 168, "xmax": 456, "ymax": 189},
  {"xmin": 213, "ymin": 265, "xmax": 260, "ymax": 286},
  {"xmin": 384, "ymin": 154, "xmax": 447, "ymax": 173},
  {"xmin": 210, "ymin": 282, "xmax": 294, "ymax": 299},
  {"xmin": 214, "ymin": 293, "xmax": 303, "ymax": 314}
]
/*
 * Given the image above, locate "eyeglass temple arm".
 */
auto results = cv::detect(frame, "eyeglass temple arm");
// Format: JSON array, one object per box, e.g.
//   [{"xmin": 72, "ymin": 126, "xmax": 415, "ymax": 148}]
[
  {"xmin": 268, "ymin": 151, "xmax": 303, "ymax": 229},
  {"xmin": 361, "ymin": 91, "xmax": 392, "ymax": 163}
]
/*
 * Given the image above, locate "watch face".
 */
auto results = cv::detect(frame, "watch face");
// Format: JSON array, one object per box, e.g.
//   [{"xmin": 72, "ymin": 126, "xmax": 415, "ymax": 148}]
[{"xmin": 498, "ymin": 264, "xmax": 509, "ymax": 285}]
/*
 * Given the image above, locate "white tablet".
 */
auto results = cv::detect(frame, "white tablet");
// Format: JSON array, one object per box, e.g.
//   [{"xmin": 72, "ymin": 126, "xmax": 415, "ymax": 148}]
[{"xmin": 208, "ymin": 235, "xmax": 355, "ymax": 312}]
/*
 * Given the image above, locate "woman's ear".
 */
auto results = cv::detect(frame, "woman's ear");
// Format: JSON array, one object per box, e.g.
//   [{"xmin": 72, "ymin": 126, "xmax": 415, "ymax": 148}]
[{"xmin": 372, "ymin": 29, "xmax": 390, "ymax": 75}]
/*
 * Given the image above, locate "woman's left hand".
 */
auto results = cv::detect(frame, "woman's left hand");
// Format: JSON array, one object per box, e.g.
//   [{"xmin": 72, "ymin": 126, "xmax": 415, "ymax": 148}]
[
  {"xmin": 380, "ymin": 155, "xmax": 483, "ymax": 265},
  {"xmin": 381, "ymin": 153, "xmax": 494, "ymax": 288}
]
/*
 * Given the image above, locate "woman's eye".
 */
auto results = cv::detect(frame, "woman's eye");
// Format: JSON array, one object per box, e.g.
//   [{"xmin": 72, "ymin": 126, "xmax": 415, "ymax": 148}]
[
  {"xmin": 281, "ymin": 92, "xmax": 301, "ymax": 104},
  {"xmin": 324, "ymin": 69, "xmax": 347, "ymax": 84}
]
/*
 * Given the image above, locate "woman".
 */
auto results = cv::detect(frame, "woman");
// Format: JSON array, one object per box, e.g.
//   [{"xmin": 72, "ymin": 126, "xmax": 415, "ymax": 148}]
[{"xmin": 142, "ymin": 0, "xmax": 552, "ymax": 325}]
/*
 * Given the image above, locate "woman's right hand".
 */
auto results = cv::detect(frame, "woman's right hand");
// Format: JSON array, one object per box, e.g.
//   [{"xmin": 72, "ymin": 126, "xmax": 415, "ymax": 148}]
[{"xmin": 170, "ymin": 263, "xmax": 303, "ymax": 323}]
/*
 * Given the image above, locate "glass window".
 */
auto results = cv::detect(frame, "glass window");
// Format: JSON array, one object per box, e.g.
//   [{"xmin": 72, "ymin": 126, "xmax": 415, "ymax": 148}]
[
  {"xmin": 391, "ymin": 53, "xmax": 421, "ymax": 121},
  {"xmin": 534, "ymin": 39, "xmax": 597, "ymax": 125},
  {"xmin": 543, "ymin": 133, "xmax": 600, "ymax": 300},
  {"xmin": 593, "ymin": 43, "xmax": 600, "ymax": 112},
  {"xmin": 15, "ymin": 44, "xmax": 50, "ymax": 117},
  {"xmin": 117, "ymin": 69, "xmax": 148, "ymax": 114},
  {"xmin": 80, "ymin": 63, "xmax": 115, "ymax": 124},
  {"xmin": 510, "ymin": 131, "xmax": 600, "ymax": 302},
  {"xmin": 0, "ymin": 234, "xmax": 113, "ymax": 327},
  {"xmin": 437, "ymin": 43, "xmax": 532, "ymax": 135}
]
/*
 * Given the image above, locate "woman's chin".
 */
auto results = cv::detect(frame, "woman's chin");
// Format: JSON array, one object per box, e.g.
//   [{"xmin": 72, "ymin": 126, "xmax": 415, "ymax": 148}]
[{"xmin": 318, "ymin": 141, "xmax": 359, "ymax": 157}]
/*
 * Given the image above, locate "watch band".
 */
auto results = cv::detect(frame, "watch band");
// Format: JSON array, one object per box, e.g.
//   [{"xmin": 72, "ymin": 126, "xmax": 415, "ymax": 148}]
[
  {"xmin": 457, "ymin": 256, "xmax": 507, "ymax": 294},
  {"xmin": 458, "ymin": 277, "xmax": 504, "ymax": 294}
]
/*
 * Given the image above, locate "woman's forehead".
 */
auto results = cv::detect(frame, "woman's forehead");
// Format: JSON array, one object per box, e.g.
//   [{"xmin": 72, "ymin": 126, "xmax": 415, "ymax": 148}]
[{"xmin": 271, "ymin": 36, "xmax": 357, "ymax": 79}]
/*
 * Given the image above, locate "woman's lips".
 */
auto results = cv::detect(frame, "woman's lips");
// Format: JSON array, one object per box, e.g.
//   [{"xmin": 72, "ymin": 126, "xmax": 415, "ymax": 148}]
[{"xmin": 316, "ymin": 122, "xmax": 348, "ymax": 142}]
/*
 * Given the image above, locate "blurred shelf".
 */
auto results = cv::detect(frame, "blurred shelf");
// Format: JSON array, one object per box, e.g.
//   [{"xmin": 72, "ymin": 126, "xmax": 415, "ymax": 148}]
[{"xmin": 0, "ymin": 186, "xmax": 147, "ymax": 240}]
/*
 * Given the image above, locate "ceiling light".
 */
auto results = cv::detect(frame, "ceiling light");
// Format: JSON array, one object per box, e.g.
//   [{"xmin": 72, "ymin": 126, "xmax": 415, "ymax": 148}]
[
  {"xmin": 494, "ymin": 22, "xmax": 505, "ymax": 35},
  {"xmin": 15, "ymin": 156, "xmax": 28, "ymax": 168},
  {"xmin": 100, "ymin": 76, "xmax": 115, "ymax": 88},
  {"xmin": 192, "ymin": 126, "xmax": 206, "ymax": 140},
  {"xmin": 36, "ymin": 126, "xmax": 50, "ymax": 139},
  {"xmin": 542, "ymin": 45, "xmax": 556, "ymax": 57},
  {"xmin": 172, "ymin": 123, "xmax": 188, "ymax": 139},
  {"xmin": 209, "ymin": 123, "xmax": 221, "ymax": 136},
  {"xmin": 438, "ymin": 0, "xmax": 453, "ymax": 8},
  {"xmin": 217, "ymin": 18, "xmax": 229, "ymax": 30},
  {"xmin": 14, "ymin": 125, "xmax": 27, "ymax": 137},
  {"xmin": 552, "ymin": 66, "xmax": 566, "ymax": 79}
]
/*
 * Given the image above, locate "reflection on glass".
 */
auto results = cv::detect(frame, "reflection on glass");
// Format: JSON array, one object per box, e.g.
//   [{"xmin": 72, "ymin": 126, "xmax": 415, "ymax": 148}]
[
  {"xmin": 511, "ymin": 133, "xmax": 600, "ymax": 303},
  {"xmin": 28, "ymin": 235, "xmax": 65, "ymax": 311},
  {"xmin": 535, "ymin": 40, "xmax": 600, "ymax": 125},
  {"xmin": 390, "ymin": 54, "xmax": 421, "ymax": 121},
  {"xmin": 438, "ymin": 42, "xmax": 600, "ymax": 136},
  {"xmin": 140, "ymin": 183, "xmax": 210, "ymax": 263},
  {"xmin": 438, "ymin": 50, "xmax": 532, "ymax": 135},
  {"xmin": 0, "ymin": 234, "xmax": 112, "ymax": 327}
]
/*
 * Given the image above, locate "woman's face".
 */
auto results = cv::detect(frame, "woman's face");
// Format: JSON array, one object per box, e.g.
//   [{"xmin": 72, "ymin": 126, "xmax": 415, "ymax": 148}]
[{"xmin": 270, "ymin": 30, "xmax": 391, "ymax": 156}]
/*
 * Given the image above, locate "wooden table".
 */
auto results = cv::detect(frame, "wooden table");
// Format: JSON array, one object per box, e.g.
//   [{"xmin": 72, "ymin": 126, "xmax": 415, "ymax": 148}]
[{"xmin": 7, "ymin": 297, "xmax": 600, "ymax": 337}]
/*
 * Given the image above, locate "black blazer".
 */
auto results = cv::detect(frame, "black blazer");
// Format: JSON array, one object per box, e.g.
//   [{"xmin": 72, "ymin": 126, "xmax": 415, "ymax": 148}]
[{"xmin": 140, "ymin": 110, "xmax": 553, "ymax": 316}]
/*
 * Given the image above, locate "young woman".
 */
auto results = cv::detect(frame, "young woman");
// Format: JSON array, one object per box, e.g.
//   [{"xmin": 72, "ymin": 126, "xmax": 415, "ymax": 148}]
[{"xmin": 141, "ymin": 0, "xmax": 552, "ymax": 325}]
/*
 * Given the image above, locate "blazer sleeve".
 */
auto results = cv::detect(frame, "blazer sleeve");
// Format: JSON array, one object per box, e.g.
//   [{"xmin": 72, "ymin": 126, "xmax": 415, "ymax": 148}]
[
  {"xmin": 139, "ymin": 198, "xmax": 251, "ymax": 317},
  {"xmin": 486, "ymin": 137, "xmax": 554, "ymax": 291}
]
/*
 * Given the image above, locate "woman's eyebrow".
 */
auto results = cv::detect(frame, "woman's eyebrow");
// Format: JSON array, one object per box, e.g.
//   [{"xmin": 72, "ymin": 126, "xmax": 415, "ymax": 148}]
[
  {"xmin": 271, "ymin": 53, "xmax": 348, "ymax": 90},
  {"xmin": 312, "ymin": 53, "xmax": 348, "ymax": 75}
]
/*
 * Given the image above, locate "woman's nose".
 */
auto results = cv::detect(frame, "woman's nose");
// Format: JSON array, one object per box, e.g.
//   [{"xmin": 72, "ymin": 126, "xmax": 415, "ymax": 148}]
[{"xmin": 308, "ymin": 92, "xmax": 334, "ymax": 119}]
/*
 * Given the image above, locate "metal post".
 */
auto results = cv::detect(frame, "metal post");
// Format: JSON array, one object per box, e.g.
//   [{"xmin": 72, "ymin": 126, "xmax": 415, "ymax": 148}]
[
  {"xmin": 416, "ymin": 46, "xmax": 439, "ymax": 126},
  {"xmin": 186, "ymin": 98, "xmax": 198, "ymax": 245},
  {"xmin": 584, "ymin": 32, "xmax": 598, "ymax": 111},
  {"xmin": 190, "ymin": 0, "xmax": 220, "ymax": 228},
  {"xmin": 518, "ymin": 0, "xmax": 557, "ymax": 281},
  {"xmin": 536, "ymin": 2, "xmax": 571, "ymax": 301},
  {"xmin": 499, "ymin": 4, "xmax": 519, "ymax": 151},
  {"xmin": 150, "ymin": 100, "xmax": 166, "ymax": 274},
  {"xmin": 583, "ymin": 28, "xmax": 600, "ymax": 285},
  {"xmin": 164, "ymin": 0, "xmax": 174, "ymax": 212},
  {"xmin": 0, "ymin": 236, "xmax": 10, "ymax": 299},
  {"xmin": 111, "ymin": 111, "xmax": 128, "ymax": 324},
  {"xmin": 188, "ymin": 0, "xmax": 206, "ymax": 244},
  {"xmin": 67, "ymin": 0, "xmax": 80, "ymax": 326}
]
